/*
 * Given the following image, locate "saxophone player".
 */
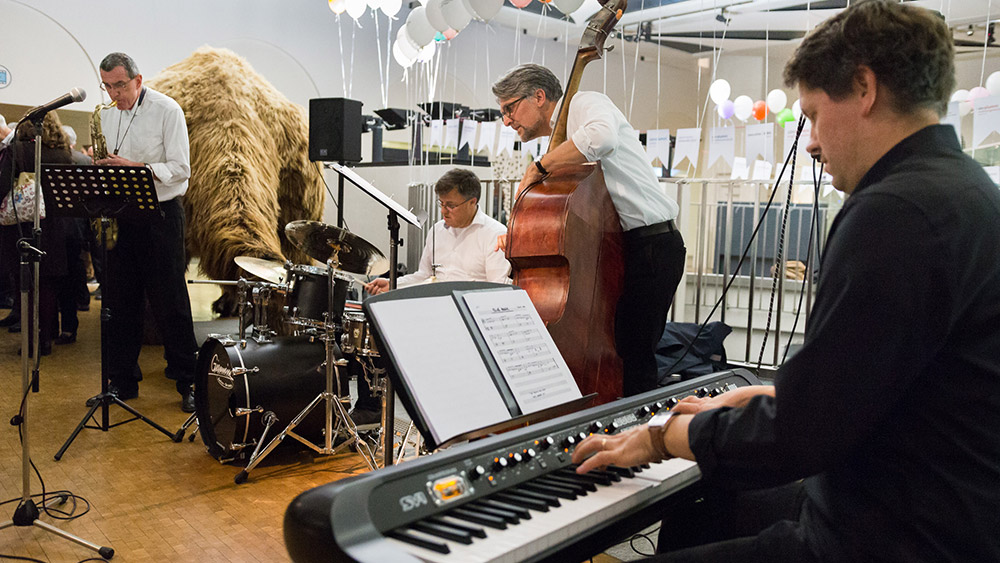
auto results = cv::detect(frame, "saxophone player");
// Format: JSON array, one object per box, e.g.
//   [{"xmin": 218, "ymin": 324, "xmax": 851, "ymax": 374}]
[{"xmin": 93, "ymin": 52, "xmax": 198, "ymax": 413}]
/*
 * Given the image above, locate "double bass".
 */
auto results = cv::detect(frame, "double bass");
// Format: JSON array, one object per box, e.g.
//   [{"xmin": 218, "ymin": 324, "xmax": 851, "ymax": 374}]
[{"xmin": 506, "ymin": 0, "xmax": 627, "ymax": 405}]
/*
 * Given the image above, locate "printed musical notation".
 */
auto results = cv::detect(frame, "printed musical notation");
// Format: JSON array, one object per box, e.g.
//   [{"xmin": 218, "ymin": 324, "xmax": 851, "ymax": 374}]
[{"xmin": 464, "ymin": 290, "xmax": 581, "ymax": 414}]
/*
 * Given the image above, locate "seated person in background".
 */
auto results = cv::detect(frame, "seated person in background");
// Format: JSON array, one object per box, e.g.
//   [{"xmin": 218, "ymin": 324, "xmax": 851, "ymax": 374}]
[
  {"xmin": 351, "ymin": 168, "xmax": 510, "ymax": 426},
  {"xmin": 364, "ymin": 168, "xmax": 510, "ymax": 295},
  {"xmin": 573, "ymin": 2, "xmax": 1000, "ymax": 562}
]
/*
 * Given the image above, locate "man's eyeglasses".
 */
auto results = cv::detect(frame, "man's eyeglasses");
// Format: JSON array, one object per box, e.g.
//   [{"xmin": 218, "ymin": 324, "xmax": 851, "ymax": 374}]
[
  {"xmin": 438, "ymin": 197, "xmax": 473, "ymax": 210},
  {"xmin": 100, "ymin": 79, "xmax": 134, "ymax": 92},
  {"xmin": 501, "ymin": 96, "xmax": 527, "ymax": 120}
]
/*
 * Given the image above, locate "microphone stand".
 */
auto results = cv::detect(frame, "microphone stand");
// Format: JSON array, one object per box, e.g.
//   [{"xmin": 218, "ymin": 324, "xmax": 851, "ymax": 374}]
[{"xmin": 0, "ymin": 116, "xmax": 114, "ymax": 559}]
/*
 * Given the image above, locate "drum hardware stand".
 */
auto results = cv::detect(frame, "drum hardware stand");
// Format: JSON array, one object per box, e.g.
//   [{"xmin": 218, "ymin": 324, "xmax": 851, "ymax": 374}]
[
  {"xmin": 49, "ymin": 165, "xmax": 177, "ymax": 461},
  {"xmin": 233, "ymin": 257, "xmax": 378, "ymax": 484},
  {"xmin": 1, "ymin": 119, "xmax": 114, "ymax": 559}
]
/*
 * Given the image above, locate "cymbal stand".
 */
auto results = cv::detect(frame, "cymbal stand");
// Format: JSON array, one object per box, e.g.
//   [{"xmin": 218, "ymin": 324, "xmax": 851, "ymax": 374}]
[{"xmin": 234, "ymin": 255, "xmax": 378, "ymax": 484}]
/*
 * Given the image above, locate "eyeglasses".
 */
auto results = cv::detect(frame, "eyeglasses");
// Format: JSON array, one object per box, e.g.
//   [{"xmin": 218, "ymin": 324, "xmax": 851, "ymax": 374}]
[
  {"xmin": 438, "ymin": 196, "xmax": 473, "ymax": 210},
  {"xmin": 100, "ymin": 79, "xmax": 135, "ymax": 93},
  {"xmin": 500, "ymin": 96, "xmax": 527, "ymax": 120}
]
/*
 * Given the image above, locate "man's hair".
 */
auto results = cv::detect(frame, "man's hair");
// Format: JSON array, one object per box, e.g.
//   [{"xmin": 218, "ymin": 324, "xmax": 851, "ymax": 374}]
[
  {"xmin": 492, "ymin": 64, "xmax": 563, "ymax": 103},
  {"xmin": 435, "ymin": 168, "xmax": 481, "ymax": 201},
  {"xmin": 100, "ymin": 52, "xmax": 141, "ymax": 78},
  {"xmin": 783, "ymin": 0, "xmax": 954, "ymax": 116}
]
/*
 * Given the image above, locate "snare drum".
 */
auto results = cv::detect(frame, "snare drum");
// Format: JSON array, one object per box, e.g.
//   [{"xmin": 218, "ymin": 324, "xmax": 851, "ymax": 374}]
[
  {"xmin": 284, "ymin": 264, "xmax": 351, "ymax": 327},
  {"xmin": 340, "ymin": 311, "xmax": 379, "ymax": 356},
  {"xmin": 194, "ymin": 335, "xmax": 326, "ymax": 461}
]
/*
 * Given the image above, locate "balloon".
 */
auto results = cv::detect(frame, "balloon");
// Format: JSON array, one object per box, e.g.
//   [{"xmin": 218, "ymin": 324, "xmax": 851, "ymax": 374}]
[
  {"xmin": 716, "ymin": 100, "xmax": 735, "ymax": 120},
  {"xmin": 345, "ymin": 0, "xmax": 367, "ymax": 19},
  {"xmin": 396, "ymin": 24, "xmax": 421, "ymax": 58},
  {"xmin": 988, "ymin": 73, "xmax": 1000, "ymax": 97},
  {"xmin": 425, "ymin": 0, "xmax": 451, "ymax": 32},
  {"xmin": 380, "ymin": 0, "xmax": 401, "ymax": 15},
  {"xmin": 441, "ymin": 0, "xmax": 472, "ymax": 31},
  {"xmin": 510, "ymin": 0, "xmax": 532, "ymax": 7},
  {"xmin": 776, "ymin": 108, "xmax": 795, "ymax": 127},
  {"xmin": 950, "ymin": 88, "xmax": 970, "ymax": 103},
  {"xmin": 752, "ymin": 100, "xmax": 767, "ymax": 121},
  {"xmin": 393, "ymin": 40, "xmax": 416, "ymax": 68},
  {"xmin": 464, "ymin": 0, "xmax": 503, "ymax": 21},
  {"xmin": 733, "ymin": 95, "xmax": 753, "ymax": 121},
  {"xmin": 791, "ymin": 99, "xmax": 802, "ymax": 120},
  {"xmin": 329, "ymin": 0, "xmax": 347, "ymax": 14},
  {"xmin": 970, "ymin": 86, "xmax": 990, "ymax": 100},
  {"xmin": 367, "ymin": 0, "xmax": 382, "ymax": 11},
  {"xmin": 444, "ymin": 28, "xmax": 458, "ymax": 39},
  {"xmin": 766, "ymin": 89, "xmax": 787, "ymax": 114},
  {"xmin": 406, "ymin": 6, "xmax": 436, "ymax": 46},
  {"xmin": 552, "ymin": 0, "xmax": 584, "ymax": 13},
  {"xmin": 709, "ymin": 79, "xmax": 731, "ymax": 105},
  {"xmin": 417, "ymin": 40, "xmax": 437, "ymax": 63}
]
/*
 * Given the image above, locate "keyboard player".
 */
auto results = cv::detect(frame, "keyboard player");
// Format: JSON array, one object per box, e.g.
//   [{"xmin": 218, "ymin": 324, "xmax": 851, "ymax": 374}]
[{"xmin": 574, "ymin": 3, "xmax": 1000, "ymax": 562}]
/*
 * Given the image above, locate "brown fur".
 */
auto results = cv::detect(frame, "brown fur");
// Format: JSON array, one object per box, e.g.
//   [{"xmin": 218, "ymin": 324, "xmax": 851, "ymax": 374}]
[{"xmin": 148, "ymin": 47, "xmax": 325, "ymax": 315}]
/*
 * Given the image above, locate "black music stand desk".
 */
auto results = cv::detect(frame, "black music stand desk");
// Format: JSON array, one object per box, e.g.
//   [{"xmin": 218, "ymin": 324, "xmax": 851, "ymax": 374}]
[{"xmin": 43, "ymin": 164, "xmax": 179, "ymax": 460}]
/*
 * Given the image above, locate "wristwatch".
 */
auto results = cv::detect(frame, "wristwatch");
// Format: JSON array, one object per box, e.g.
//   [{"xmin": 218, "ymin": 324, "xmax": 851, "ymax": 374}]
[
  {"xmin": 534, "ymin": 159, "xmax": 549, "ymax": 176},
  {"xmin": 647, "ymin": 411, "xmax": 678, "ymax": 461}
]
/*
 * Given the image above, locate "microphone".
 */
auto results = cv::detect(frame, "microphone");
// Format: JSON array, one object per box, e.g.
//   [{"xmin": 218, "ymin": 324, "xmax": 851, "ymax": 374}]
[{"xmin": 22, "ymin": 88, "xmax": 86, "ymax": 121}]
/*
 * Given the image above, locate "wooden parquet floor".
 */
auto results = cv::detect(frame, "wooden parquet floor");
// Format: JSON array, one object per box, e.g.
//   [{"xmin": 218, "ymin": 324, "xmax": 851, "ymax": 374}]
[{"xmin": 0, "ymin": 282, "xmax": 370, "ymax": 562}]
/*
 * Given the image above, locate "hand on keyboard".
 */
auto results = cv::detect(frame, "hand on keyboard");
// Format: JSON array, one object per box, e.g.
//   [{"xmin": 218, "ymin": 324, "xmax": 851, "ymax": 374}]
[{"xmin": 571, "ymin": 427, "xmax": 658, "ymax": 474}]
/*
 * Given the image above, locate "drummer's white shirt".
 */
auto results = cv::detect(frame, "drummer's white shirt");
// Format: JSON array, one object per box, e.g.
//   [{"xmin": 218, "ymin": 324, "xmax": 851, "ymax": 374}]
[{"xmin": 397, "ymin": 208, "xmax": 510, "ymax": 287}]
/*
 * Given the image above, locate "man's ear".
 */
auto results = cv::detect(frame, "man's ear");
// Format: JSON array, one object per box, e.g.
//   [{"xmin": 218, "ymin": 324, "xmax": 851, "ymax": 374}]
[{"xmin": 855, "ymin": 65, "xmax": 878, "ymax": 116}]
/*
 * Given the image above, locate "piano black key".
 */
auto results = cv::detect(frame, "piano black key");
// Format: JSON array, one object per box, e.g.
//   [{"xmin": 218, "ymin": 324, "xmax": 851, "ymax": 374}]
[
  {"xmin": 537, "ymin": 474, "xmax": 596, "ymax": 493},
  {"xmin": 521, "ymin": 481, "xmax": 578, "ymax": 500},
  {"xmin": 589, "ymin": 469, "xmax": 623, "ymax": 482},
  {"xmin": 478, "ymin": 498, "xmax": 532, "ymax": 520},
  {"xmin": 410, "ymin": 521, "xmax": 474, "ymax": 544},
  {"xmin": 511, "ymin": 487, "xmax": 562, "ymax": 507},
  {"xmin": 426, "ymin": 516, "xmax": 487, "ymax": 538},
  {"xmin": 465, "ymin": 502, "xmax": 521, "ymax": 524},
  {"xmin": 555, "ymin": 467, "xmax": 613, "ymax": 486},
  {"xmin": 608, "ymin": 465, "xmax": 636, "ymax": 478},
  {"xmin": 451, "ymin": 507, "xmax": 508, "ymax": 529},
  {"xmin": 387, "ymin": 529, "xmax": 450, "ymax": 554},
  {"xmin": 493, "ymin": 491, "xmax": 551, "ymax": 512}
]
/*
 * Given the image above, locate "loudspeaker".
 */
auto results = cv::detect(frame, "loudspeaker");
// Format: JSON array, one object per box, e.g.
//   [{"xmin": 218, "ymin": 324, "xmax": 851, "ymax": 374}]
[{"xmin": 309, "ymin": 98, "xmax": 363, "ymax": 163}]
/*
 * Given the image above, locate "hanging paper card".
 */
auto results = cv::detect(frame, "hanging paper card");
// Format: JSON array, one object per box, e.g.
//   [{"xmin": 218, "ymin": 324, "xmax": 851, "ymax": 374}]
[
  {"xmin": 752, "ymin": 160, "xmax": 773, "ymax": 181},
  {"xmin": 477, "ymin": 121, "xmax": 497, "ymax": 155},
  {"xmin": 646, "ymin": 129, "xmax": 671, "ymax": 167},
  {"xmin": 745, "ymin": 123, "xmax": 774, "ymax": 163},
  {"xmin": 444, "ymin": 119, "xmax": 460, "ymax": 149},
  {"xmin": 783, "ymin": 120, "xmax": 811, "ymax": 166},
  {"xmin": 730, "ymin": 157, "xmax": 749, "ymax": 180},
  {"xmin": 429, "ymin": 119, "xmax": 444, "ymax": 148},
  {"xmin": 983, "ymin": 166, "xmax": 1000, "ymax": 185},
  {"xmin": 673, "ymin": 128, "xmax": 701, "ymax": 174},
  {"xmin": 497, "ymin": 125, "xmax": 517, "ymax": 157},
  {"xmin": 973, "ymin": 96, "xmax": 1000, "ymax": 148},
  {"xmin": 521, "ymin": 138, "xmax": 539, "ymax": 159},
  {"xmin": 460, "ymin": 119, "xmax": 478, "ymax": 150},
  {"xmin": 707, "ymin": 127, "xmax": 736, "ymax": 171},
  {"xmin": 536, "ymin": 136, "xmax": 550, "ymax": 155}
]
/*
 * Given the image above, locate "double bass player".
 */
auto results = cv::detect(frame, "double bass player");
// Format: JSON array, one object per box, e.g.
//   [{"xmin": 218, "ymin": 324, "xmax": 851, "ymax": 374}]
[{"xmin": 493, "ymin": 64, "xmax": 685, "ymax": 397}]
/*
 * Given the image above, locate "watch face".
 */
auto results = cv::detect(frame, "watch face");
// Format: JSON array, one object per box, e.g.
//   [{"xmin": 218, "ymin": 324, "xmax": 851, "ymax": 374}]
[{"xmin": 649, "ymin": 412, "xmax": 671, "ymax": 427}]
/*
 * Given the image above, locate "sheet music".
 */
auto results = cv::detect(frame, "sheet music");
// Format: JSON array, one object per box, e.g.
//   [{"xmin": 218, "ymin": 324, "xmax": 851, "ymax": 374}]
[
  {"xmin": 369, "ymin": 296, "xmax": 511, "ymax": 442},
  {"xmin": 462, "ymin": 290, "xmax": 581, "ymax": 414}
]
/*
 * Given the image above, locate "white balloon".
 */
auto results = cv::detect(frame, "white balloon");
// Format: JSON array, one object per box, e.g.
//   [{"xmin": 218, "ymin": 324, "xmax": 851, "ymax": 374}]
[
  {"xmin": 733, "ymin": 95, "xmax": 753, "ymax": 121},
  {"xmin": 367, "ymin": 0, "xmax": 382, "ymax": 10},
  {"xmin": 792, "ymin": 99, "xmax": 802, "ymax": 120},
  {"xmin": 396, "ymin": 24, "xmax": 421, "ymax": 58},
  {"xmin": 425, "ymin": 0, "xmax": 451, "ymax": 31},
  {"xmin": 393, "ymin": 40, "xmax": 416, "ymax": 68},
  {"xmin": 464, "ymin": 0, "xmax": 503, "ymax": 21},
  {"xmin": 552, "ymin": 0, "xmax": 585, "ymax": 15},
  {"xmin": 950, "ymin": 88, "xmax": 970, "ymax": 103},
  {"xmin": 417, "ymin": 40, "xmax": 437, "ymax": 63},
  {"xmin": 329, "ymin": 0, "xmax": 347, "ymax": 14},
  {"xmin": 381, "ymin": 0, "xmax": 402, "ymax": 16},
  {"xmin": 988, "ymin": 74, "xmax": 1000, "ymax": 97},
  {"xmin": 441, "ymin": 0, "xmax": 472, "ymax": 31},
  {"xmin": 766, "ymin": 89, "xmax": 787, "ymax": 114},
  {"xmin": 709, "ymin": 79, "xmax": 731, "ymax": 105},
  {"xmin": 406, "ymin": 6, "xmax": 436, "ymax": 46},
  {"xmin": 346, "ymin": 0, "xmax": 367, "ymax": 19}
]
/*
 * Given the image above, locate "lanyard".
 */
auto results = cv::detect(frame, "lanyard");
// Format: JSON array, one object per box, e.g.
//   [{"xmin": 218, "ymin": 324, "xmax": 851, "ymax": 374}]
[{"xmin": 113, "ymin": 87, "xmax": 147, "ymax": 156}]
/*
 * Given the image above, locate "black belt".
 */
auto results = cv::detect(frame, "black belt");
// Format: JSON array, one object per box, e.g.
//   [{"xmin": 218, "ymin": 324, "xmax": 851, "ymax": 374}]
[{"xmin": 624, "ymin": 219, "xmax": 677, "ymax": 242}]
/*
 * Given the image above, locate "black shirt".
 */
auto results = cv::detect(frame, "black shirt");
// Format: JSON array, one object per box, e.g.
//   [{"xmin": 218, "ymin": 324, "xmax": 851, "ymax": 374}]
[{"xmin": 689, "ymin": 125, "xmax": 1000, "ymax": 562}]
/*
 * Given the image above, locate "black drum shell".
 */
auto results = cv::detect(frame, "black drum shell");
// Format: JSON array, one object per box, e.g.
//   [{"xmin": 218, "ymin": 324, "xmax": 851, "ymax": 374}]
[
  {"xmin": 285, "ymin": 265, "xmax": 349, "ymax": 325},
  {"xmin": 195, "ymin": 335, "xmax": 326, "ymax": 461}
]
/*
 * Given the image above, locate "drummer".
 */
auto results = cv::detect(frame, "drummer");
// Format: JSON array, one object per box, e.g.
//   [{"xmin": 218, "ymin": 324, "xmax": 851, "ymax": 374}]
[
  {"xmin": 351, "ymin": 169, "xmax": 510, "ymax": 427},
  {"xmin": 364, "ymin": 168, "xmax": 511, "ymax": 295}
]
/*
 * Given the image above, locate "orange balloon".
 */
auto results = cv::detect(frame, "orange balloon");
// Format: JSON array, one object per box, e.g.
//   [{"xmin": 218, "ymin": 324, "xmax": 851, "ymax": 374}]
[{"xmin": 753, "ymin": 100, "xmax": 768, "ymax": 121}]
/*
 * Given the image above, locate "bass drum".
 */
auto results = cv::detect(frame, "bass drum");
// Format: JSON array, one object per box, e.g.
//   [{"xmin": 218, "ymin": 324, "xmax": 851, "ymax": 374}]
[{"xmin": 195, "ymin": 335, "xmax": 326, "ymax": 462}]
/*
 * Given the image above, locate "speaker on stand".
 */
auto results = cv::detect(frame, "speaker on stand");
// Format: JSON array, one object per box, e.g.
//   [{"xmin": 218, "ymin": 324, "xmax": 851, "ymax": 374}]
[{"xmin": 309, "ymin": 97, "xmax": 363, "ymax": 228}]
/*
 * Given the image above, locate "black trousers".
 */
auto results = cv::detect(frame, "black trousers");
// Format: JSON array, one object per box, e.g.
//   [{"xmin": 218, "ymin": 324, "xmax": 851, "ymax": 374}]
[
  {"xmin": 652, "ymin": 481, "xmax": 820, "ymax": 563},
  {"xmin": 616, "ymin": 228, "xmax": 686, "ymax": 396},
  {"xmin": 105, "ymin": 198, "xmax": 198, "ymax": 393}
]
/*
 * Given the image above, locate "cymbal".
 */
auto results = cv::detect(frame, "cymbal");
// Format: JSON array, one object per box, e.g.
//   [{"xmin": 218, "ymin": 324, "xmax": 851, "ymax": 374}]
[
  {"xmin": 285, "ymin": 221, "xmax": 389, "ymax": 276},
  {"xmin": 234, "ymin": 256, "xmax": 286, "ymax": 284}
]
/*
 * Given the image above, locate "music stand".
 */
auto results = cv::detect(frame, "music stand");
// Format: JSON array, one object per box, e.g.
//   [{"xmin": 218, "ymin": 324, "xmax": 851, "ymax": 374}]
[
  {"xmin": 44, "ymin": 164, "xmax": 179, "ymax": 461},
  {"xmin": 327, "ymin": 162, "xmax": 419, "ymax": 466}
]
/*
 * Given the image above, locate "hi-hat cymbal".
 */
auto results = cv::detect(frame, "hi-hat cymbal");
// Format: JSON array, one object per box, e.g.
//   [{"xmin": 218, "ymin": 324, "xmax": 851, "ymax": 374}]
[
  {"xmin": 285, "ymin": 221, "xmax": 389, "ymax": 276},
  {"xmin": 235, "ymin": 256, "xmax": 286, "ymax": 284}
]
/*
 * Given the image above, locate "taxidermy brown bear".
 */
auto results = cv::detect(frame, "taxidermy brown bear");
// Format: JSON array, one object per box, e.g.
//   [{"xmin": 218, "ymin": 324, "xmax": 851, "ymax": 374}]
[{"xmin": 148, "ymin": 46, "xmax": 325, "ymax": 316}]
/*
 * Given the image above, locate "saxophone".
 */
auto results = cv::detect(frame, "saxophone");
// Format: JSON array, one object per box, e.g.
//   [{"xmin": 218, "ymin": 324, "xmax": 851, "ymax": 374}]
[{"xmin": 90, "ymin": 101, "xmax": 118, "ymax": 248}]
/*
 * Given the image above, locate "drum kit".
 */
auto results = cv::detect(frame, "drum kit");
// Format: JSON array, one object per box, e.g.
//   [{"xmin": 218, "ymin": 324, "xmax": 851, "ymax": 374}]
[{"xmin": 181, "ymin": 220, "xmax": 400, "ymax": 482}]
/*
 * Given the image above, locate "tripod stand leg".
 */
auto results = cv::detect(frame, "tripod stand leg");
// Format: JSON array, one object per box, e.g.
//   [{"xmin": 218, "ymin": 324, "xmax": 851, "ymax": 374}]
[
  {"xmin": 174, "ymin": 412, "xmax": 198, "ymax": 443},
  {"xmin": 111, "ymin": 397, "xmax": 178, "ymax": 440},
  {"xmin": 54, "ymin": 400, "xmax": 103, "ymax": 461},
  {"xmin": 0, "ymin": 499, "xmax": 115, "ymax": 560}
]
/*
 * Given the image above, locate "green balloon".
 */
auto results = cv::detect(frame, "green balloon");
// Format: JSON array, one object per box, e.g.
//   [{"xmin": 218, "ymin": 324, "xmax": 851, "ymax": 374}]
[{"xmin": 777, "ymin": 108, "xmax": 795, "ymax": 127}]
